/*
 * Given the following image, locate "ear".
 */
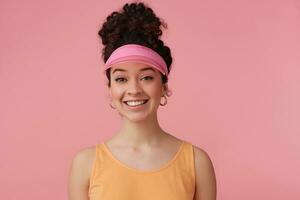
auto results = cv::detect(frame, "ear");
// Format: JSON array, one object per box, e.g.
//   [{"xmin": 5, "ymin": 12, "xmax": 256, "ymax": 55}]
[{"xmin": 161, "ymin": 83, "xmax": 168, "ymax": 96}]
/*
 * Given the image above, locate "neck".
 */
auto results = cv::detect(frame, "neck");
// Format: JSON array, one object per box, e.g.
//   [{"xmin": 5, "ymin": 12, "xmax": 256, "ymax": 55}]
[{"xmin": 115, "ymin": 112, "xmax": 167, "ymax": 147}]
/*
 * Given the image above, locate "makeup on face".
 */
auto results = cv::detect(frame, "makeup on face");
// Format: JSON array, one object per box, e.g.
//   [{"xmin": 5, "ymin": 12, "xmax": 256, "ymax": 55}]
[{"xmin": 109, "ymin": 63, "xmax": 164, "ymax": 116}]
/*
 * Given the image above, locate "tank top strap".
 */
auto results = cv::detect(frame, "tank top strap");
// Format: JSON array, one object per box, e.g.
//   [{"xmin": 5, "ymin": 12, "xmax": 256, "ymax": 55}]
[
  {"xmin": 177, "ymin": 140, "xmax": 196, "ymax": 181},
  {"xmin": 88, "ymin": 143, "xmax": 106, "ymax": 196},
  {"xmin": 88, "ymin": 144, "xmax": 98, "ymax": 195}
]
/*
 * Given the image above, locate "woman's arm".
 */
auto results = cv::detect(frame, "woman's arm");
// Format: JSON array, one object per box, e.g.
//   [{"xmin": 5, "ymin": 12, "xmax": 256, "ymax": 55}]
[
  {"xmin": 193, "ymin": 146, "xmax": 217, "ymax": 200},
  {"xmin": 68, "ymin": 147, "xmax": 95, "ymax": 200}
]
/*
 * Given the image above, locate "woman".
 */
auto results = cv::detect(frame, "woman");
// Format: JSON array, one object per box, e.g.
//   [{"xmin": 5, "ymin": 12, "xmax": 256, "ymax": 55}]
[{"xmin": 68, "ymin": 2, "xmax": 217, "ymax": 200}]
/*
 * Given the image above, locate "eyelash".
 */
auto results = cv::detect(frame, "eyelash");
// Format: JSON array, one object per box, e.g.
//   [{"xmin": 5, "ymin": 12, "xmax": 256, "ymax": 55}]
[{"xmin": 114, "ymin": 76, "xmax": 153, "ymax": 83}]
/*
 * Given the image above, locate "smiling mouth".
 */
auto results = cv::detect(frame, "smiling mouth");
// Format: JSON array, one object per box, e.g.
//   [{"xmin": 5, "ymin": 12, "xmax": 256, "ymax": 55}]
[{"xmin": 123, "ymin": 99, "xmax": 149, "ymax": 107}]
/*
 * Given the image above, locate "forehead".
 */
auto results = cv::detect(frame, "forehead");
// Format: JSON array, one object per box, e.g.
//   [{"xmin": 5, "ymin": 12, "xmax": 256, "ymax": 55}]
[{"xmin": 110, "ymin": 62, "xmax": 158, "ymax": 75}]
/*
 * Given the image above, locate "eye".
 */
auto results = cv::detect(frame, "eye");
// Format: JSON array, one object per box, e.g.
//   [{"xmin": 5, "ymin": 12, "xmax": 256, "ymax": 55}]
[
  {"xmin": 114, "ymin": 77, "xmax": 127, "ymax": 82},
  {"xmin": 142, "ymin": 76, "xmax": 153, "ymax": 81}
]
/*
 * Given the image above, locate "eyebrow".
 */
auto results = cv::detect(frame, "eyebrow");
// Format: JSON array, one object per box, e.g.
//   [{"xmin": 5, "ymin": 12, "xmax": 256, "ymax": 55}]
[{"xmin": 112, "ymin": 67, "xmax": 155, "ymax": 74}]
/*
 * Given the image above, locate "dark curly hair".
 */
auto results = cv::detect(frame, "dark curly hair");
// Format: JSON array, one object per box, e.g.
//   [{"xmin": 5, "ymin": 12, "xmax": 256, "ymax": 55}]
[{"xmin": 98, "ymin": 2, "xmax": 172, "ymax": 87}]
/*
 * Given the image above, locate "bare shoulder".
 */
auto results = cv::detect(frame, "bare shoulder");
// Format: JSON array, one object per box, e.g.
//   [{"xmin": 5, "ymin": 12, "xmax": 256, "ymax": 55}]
[
  {"xmin": 192, "ymin": 145, "xmax": 217, "ymax": 200},
  {"xmin": 68, "ymin": 146, "xmax": 97, "ymax": 200},
  {"xmin": 72, "ymin": 146, "xmax": 96, "ymax": 168},
  {"xmin": 70, "ymin": 145, "xmax": 97, "ymax": 181},
  {"xmin": 192, "ymin": 146, "xmax": 216, "ymax": 180},
  {"xmin": 192, "ymin": 146, "xmax": 214, "ymax": 167}
]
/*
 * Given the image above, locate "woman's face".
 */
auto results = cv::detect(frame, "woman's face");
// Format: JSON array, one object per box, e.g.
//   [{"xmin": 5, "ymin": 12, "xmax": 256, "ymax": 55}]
[{"xmin": 108, "ymin": 62, "xmax": 167, "ymax": 122}]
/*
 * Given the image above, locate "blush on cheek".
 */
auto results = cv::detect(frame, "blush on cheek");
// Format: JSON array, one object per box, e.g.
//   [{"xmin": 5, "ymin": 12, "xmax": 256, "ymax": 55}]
[
  {"xmin": 150, "ymin": 85, "xmax": 164, "ymax": 96},
  {"xmin": 110, "ymin": 87, "xmax": 124, "ymax": 100}
]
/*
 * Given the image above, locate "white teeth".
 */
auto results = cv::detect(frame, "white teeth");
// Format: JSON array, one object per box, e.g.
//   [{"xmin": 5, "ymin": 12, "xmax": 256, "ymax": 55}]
[{"xmin": 125, "ymin": 100, "xmax": 146, "ymax": 106}]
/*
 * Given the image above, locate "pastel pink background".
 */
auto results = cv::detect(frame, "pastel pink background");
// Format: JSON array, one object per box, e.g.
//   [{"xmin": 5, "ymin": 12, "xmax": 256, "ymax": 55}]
[{"xmin": 1, "ymin": 0, "xmax": 299, "ymax": 199}]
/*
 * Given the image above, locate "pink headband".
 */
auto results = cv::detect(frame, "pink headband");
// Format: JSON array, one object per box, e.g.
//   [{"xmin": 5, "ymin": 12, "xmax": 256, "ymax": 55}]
[{"xmin": 104, "ymin": 44, "xmax": 168, "ymax": 76}]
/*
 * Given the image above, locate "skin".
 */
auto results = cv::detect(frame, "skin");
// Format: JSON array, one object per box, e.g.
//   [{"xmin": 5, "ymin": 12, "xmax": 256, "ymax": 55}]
[{"xmin": 68, "ymin": 62, "xmax": 217, "ymax": 200}]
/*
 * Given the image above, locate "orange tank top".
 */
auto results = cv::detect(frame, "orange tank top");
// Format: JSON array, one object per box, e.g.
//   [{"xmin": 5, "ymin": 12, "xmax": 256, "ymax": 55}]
[{"xmin": 88, "ymin": 140, "xmax": 196, "ymax": 200}]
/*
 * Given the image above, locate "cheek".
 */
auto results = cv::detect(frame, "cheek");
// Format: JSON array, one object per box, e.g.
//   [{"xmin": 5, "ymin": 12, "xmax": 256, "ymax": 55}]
[
  {"xmin": 147, "ymin": 84, "xmax": 163, "ymax": 98},
  {"xmin": 110, "ymin": 87, "xmax": 124, "ymax": 100}
]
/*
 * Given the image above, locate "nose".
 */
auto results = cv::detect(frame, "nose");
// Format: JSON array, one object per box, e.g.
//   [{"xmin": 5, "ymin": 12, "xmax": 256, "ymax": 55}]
[{"xmin": 127, "ymin": 79, "xmax": 143, "ymax": 95}]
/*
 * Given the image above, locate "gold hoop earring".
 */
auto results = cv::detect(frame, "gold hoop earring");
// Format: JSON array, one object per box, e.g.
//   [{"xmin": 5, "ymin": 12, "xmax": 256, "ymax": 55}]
[{"xmin": 160, "ymin": 95, "xmax": 167, "ymax": 106}]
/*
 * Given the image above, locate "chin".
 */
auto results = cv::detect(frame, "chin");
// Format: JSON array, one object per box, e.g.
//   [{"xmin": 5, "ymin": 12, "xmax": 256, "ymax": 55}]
[
  {"xmin": 122, "ymin": 111, "xmax": 154, "ymax": 123},
  {"xmin": 126, "ymin": 115, "xmax": 149, "ymax": 123}
]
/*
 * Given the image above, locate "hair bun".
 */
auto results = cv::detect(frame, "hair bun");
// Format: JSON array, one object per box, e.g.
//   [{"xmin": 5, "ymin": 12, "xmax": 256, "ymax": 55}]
[{"xmin": 99, "ymin": 2, "xmax": 167, "ymax": 60}]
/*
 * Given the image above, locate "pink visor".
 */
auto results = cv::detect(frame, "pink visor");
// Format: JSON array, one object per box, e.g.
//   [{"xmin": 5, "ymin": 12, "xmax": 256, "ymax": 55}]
[{"xmin": 103, "ymin": 44, "xmax": 168, "ymax": 76}]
